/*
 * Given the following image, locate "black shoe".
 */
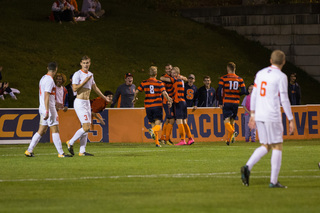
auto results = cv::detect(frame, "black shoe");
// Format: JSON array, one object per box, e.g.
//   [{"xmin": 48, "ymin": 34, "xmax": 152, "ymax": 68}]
[
  {"xmin": 269, "ymin": 182, "xmax": 287, "ymax": 188},
  {"xmin": 241, "ymin": 165, "xmax": 250, "ymax": 186},
  {"xmin": 79, "ymin": 152, "xmax": 94, "ymax": 156},
  {"xmin": 226, "ymin": 141, "xmax": 230, "ymax": 146},
  {"xmin": 66, "ymin": 141, "xmax": 74, "ymax": 155}
]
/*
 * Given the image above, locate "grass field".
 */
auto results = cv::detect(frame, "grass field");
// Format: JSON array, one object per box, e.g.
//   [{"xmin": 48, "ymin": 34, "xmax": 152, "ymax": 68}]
[{"xmin": 1, "ymin": 140, "xmax": 319, "ymax": 213}]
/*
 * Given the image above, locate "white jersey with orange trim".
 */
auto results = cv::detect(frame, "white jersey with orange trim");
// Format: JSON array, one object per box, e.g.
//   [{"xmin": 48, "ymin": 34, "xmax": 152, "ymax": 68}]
[
  {"xmin": 39, "ymin": 74, "xmax": 56, "ymax": 112},
  {"xmin": 72, "ymin": 69, "xmax": 95, "ymax": 89},
  {"xmin": 251, "ymin": 65, "xmax": 293, "ymax": 123}
]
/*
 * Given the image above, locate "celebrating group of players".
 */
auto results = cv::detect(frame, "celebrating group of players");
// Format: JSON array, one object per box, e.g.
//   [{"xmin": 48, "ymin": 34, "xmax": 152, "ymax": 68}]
[{"xmin": 24, "ymin": 50, "xmax": 296, "ymax": 188}]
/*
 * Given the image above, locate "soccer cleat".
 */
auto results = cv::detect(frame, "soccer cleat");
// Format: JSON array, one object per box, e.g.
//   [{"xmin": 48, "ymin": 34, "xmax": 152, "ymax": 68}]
[
  {"xmin": 159, "ymin": 139, "xmax": 166, "ymax": 144},
  {"xmin": 24, "ymin": 150, "xmax": 34, "ymax": 157},
  {"xmin": 58, "ymin": 153, "xmax": 73, "ymax": 158},
  {"xmin": 66, "ymin": 140, "xmax": 74, "ymax": 155},
  {"xmin": 241, "ymin": 165, "xmax": 250, "ymax": 186},
  {"xmin": 269, "ymin": 182, "xmax": 287, "ymax": 188},
  {"xmin": 231, "ymin": 131, "xmax": 238, "ymax": 144},
  {"xmin": 187, "ymin": 138, "xmax": 194, "ymax": 145},
  {"xmin": 226, "ymin": 141, "xmax": 230, "ymax": 146},
  {"xmin": 156, "ymin": 144, "xmax": 162, "ymax": 148},
  {"xmin": 79, "ymin": 152, "xmax": 94, "ymax": 156},
  {"xmin": 165, "ymin": 139, "xmax": 174, "ymax": 145},
  {"xmin": 175, "ymin": 140, "xmax": 187, "ymax": 146},
  {"xmin": 148, "ymin": 128, "xmax": 155, "ymax": 140}
]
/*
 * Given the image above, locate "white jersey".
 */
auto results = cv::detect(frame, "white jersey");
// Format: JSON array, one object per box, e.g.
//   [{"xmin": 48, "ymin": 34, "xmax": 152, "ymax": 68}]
[
  {"xmin": 39, "ymin": 74, "xmax": 56, "ymax": 112},
  {"xmin": 72, "ymin": 69, "xmax": 95, "ymax": 89},
  {"xmin": 251, "ymin": 65, "xmax": 293, "ymax": 123}
]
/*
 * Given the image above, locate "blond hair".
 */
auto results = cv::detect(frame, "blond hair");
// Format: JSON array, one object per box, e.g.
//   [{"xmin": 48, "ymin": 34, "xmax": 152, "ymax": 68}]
[
  {"xmin": 149, "ymin": 66, "xmax": 158, "ymax": 77},
  {"xmin": 172, "ymin": 66, "xmax": 180, "ymax": 74},
  {"xmin": 54, "ymin": 73, "xmax": 67, "ymax": 86},
  {"xmin": 271, "ymin": 50, "xmax": 286, "ymax": 66},
  {"xmin": 227, "ymin": 62, "xmax": 236, "ymax": 72}
]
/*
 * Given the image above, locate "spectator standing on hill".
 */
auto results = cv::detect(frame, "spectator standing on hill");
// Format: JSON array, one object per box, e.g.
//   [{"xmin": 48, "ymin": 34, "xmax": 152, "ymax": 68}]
[
  {"xmin": 241, "ymin": 84, "xmax": 256, "ymax": 142},
  {"xmin": 66, "ymin": 74, "xmax": 76, "ymax": 108},
  {"xmin": 197, "ymin": 76, "xmax": 215, "ymax": 107},
  {"xmin": 184, "ymin": 74, "xmax": 198, "ymax": 109},
  {"xmin": 0, "ymin": 66, "xmax": 17, "ymax": 100},
  {"xmin": 111, "ymin": 73, "xmax": 136, "ymax": 108},
  {"xmin": 51, "ymin": 0, "xmax": 75, "ymax": 23},
  {"xmin": 288, "ymin": 73, "xmax": 301, "ymax": 105},
  {"xmin": 54, "ymin": 73, "xmax": 68, "ymax": 111}
]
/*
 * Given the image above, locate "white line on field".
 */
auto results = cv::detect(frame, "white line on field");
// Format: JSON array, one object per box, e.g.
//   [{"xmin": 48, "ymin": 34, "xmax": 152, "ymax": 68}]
[{"xmin": 0, "ymin": 171, "xmax": 319, "ymax": 183}]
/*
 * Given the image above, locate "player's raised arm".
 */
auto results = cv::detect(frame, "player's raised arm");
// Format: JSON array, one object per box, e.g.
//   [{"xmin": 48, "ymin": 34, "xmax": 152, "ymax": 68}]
[
  {"xmin": 160, "ymin": 76, "xmax": 172, "ymax": 83},
  {"xmin": 72, "ymin": 75, "xmax": 92, "ymax": 92},
  {"xmin": 178, "ymin": 75, "xmax": 188, "ymax": 82}
]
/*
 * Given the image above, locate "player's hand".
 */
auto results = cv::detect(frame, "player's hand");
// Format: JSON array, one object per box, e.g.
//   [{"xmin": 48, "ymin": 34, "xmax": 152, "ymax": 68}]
[
  {"xmin": 248, "ymin": 116, "xmax": 256, "ymax": 130},
  {"xmin": 100, "ymin": 119, "xmax": 105, "ymax": 125},
  {"xmin": 192, "ymin": 106, "xmax": 197, "ymax": 112},
  {"xmin": 289, "ymin": 120, "xmax": 295, "ymax": 135},
  {"xmin": 219, "ymin": 105, "xmax": 223, "ymax": 109},
  {"xmin": 44, "ymin": 111, "xmax": 49, "ymax": 120},
  {"xmin": 105, "ymin": 95, "xmax": 112, "ymax": 103},
  {"xmin": 63, "ymin": 106, "xmax": 68, "ymax": 112},
  {"xmin": 132, "ymin": 96, "xmax": 138, "ymax": 104}
]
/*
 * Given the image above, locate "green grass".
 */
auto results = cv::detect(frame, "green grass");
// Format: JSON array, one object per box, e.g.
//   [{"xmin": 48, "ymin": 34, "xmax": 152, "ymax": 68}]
[
  {"xmin": 1, "ymin": 140, "xmax": 320, "ymax": 212},
  {"xmin": 0, "ymin": 0, "xmax": 319, "ymax": 108}
]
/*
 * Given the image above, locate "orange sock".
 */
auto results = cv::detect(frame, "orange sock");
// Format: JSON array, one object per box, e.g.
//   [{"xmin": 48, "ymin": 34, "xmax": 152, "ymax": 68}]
[
  {"xmin": 155, "ymin": 132, "xmax": 159, "ymax": 145},
  {"xmin": 152, "ymin": 125, "xmax": 161, "ymax": 132},
  {"xmin": 225, "ymin": 122, "xmax": 234, "ymax": 141},
  {"xmin": 160, "ymin": 123, "xmax": 167, "ymax": 140},
  {"xmin": 165, "ymin": 123, "xmax": 173, "ymax": 141},
  {"xmin": 178, "ymin": 124, "xmax": 185, "ymax": 140},
  {"xmin": 184, "ymin": 124, "xmax": 192, "ymax": 139}
]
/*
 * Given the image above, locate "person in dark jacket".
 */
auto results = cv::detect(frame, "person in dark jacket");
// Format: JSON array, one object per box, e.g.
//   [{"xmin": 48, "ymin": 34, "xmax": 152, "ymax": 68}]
[
  {"xmin": 111, "ymin": 73, "xmax": 136, "ymax": 108},
  {"xmin": 65, "ymin": 74, "xmax": 76, "ymax": 108},
  {"xmin": 288, "ymin": 73, "xmax": 301, "ymax": 105},
  {"xmin": 197, "ymin": 76, "xmax": 215, "ymax": 107},
  {"xmin": 184, "ymin": 74, "xmax": 198, "ymax": 109}
]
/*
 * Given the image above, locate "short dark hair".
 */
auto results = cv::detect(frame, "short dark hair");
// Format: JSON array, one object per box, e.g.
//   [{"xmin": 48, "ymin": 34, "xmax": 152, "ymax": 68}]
[
  {"xmin": 227, "ymin": 62, "xmax": 236, "ymax": 72},
  {"xmin": 69, "ymin": 74, "xmax": 73, "ymax": 79},
  {"xmin": 104, "ymin": 90, "xmax": 113, "ymax": 96},
  {"xmin": 203, "ymin": 76, "xmax": 211, "ymax": 80},
  {"xmin": 48, "ymin": 62, "xmax": 58, "ymax": 71},
  {"xmin": 81, "ymin": 55, "xmax": 91, "ymax": 62},
  {"xmin": 290, "ymin": 73, "xmax": 297, "ymax": 77}
]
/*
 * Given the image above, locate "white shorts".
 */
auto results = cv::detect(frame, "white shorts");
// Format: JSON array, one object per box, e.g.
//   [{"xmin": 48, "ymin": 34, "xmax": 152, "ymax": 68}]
[
  {"xmin": 39, "ymin": 108, "xmax": 59, "ymax": 127},
  {"xmin": 74, "ymin": 98, "xmax": 91, "ymax": 124},
  {"xmin": 256, "ymin": 121, "xmax": 283, "ymax": 144}
]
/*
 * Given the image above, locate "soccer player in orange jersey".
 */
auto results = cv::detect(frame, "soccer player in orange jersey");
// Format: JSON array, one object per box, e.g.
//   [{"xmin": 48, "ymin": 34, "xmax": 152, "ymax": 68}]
[
  {"xmin": 133, "ymin": 66, "xmax": 172, "ymax": 147},
  {"xmin": 159, "ymin": 64, "xmax": 175, "ymax": 145},
  {"xmin": 90, "ymin": 90, "xmax": 113, "ymax": 125},
  {"xmin": 218, "ymin": 62, "xmax": 246, "ymax": 146},
  {"xmin": 163, "ymin": 67, "xmax": 194, "ymax": 146}
]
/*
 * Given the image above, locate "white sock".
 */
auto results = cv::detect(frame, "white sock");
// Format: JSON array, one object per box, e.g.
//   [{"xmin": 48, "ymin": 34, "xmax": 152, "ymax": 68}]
[
  {"xmin": 9, "ymin": 92, "xmax": 15, "ymax": 97},
  {"xmin": 27, "ymin": 132, "xmax": 42, "ymax": 152},
  {"xmin": 69, "ymin": 128, "xmax": 86, "ymax": 145},
  {"xmin": 79, "ymin": 133, "xmax": 88, "ymax": 154},
  {"xmin": 52, "ymin": 133, "xmax": 64, "ymax": 155},
  {"xmin": 246, "ymin": 146, "xmax": 268, "ymax": 171},
  {"xmin": 270, "ymin": 150, "xmax": 282, "ymax": 184}
]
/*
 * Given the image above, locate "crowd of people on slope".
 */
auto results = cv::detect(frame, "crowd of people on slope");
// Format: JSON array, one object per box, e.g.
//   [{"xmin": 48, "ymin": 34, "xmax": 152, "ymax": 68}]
[{"xmin": 50, "ymin": 0, "xmax": 105, "ymax": 24}]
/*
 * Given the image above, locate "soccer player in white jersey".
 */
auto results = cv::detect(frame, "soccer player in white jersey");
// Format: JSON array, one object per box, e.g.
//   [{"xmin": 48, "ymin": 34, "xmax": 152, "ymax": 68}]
[
  {"xmin": 25, "ymin": 62, "xmax": 72, "ymax": 158},
  {"xmin": 66, "ymin": 55, "xmax": 111, "ymax": 156},
  {"xmin": 241, "ymin": 50, "xmax": 295, "ymax": 188}
]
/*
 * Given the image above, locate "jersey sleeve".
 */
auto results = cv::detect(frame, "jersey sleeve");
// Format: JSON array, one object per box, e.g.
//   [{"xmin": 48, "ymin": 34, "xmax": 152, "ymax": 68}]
[
  {"xmin": 137, "ymin": 83, "xmax": 144, "ymax": 92},
  {"xmin": 160, "ymin": 82, "xmax": 165, "ymax": 93},
  {"xmin": 250, "ymin": 77, "xmax": 258, "ymax": 112},
  {"xmin": 218, "ymin": 77, "xmax": 224, "ymax": 86},
  {"xmin": 44, "ymin": 79, "xmax": 54, "ymax": 93},
  {"xmin": 279, "ymin": 74, "xmax": 294, "ymax": 121},
  {"xmin": 72, "ymin": 72, "xmax": 80, "ymax": 85},
  {"xmin": 91, "ymin": 74, "xmax": 96, "ymax": 85}
]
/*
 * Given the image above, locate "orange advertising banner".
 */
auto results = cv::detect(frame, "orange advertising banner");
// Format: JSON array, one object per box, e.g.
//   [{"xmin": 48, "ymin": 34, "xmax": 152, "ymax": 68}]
[{"xmin": 0, "ymin": 105, "xmax": 319, "ymax": 144}]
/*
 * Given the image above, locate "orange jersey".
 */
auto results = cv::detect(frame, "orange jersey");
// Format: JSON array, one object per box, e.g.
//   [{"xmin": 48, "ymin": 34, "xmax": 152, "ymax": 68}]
[
  {"xmin": 172, "ymin": 77, "xmax": 185, "ymax": 103},
  {"xmin": 161, "ymin": 73, "xmax": 174, "ymax": 104},
  {"xmin": 218, "ymin": 73, "xmax": 245, "ymax": 104},
  {"xmin": 138, "ymin": 78, "xmax": 165, "ymax": 108},
  {"xmin": 90, "ymin": 97, "xmax": 108, "ymax": 113}
]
